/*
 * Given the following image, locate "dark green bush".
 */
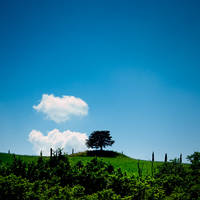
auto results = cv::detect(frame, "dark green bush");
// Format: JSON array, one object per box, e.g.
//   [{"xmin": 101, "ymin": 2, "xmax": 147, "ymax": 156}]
[{"xmin": 0, "ymin": 151, "xmax": 200, "ymax": 199}]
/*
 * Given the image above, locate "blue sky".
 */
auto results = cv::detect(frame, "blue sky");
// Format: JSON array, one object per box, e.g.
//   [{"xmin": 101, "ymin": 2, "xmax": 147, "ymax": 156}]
[{"xmin": 0, "ymin": 0, "xmax": 200, "ymax": 162}]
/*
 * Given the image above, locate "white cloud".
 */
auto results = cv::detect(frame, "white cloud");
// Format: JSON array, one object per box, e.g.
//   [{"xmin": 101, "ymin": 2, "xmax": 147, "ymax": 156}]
[
  {"xmin": 33, "ymin": 94, "xmax": 88, "ymax": 123},
  {"xmin": 28, "ymin": 129, "xmax": 88, "ymax": 155}
]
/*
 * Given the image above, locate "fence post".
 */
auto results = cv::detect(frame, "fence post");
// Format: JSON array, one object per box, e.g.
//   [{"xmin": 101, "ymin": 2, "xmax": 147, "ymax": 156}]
[
  {"xmin": 50, "ymin": 148, "xmax": 53, "ymax": 157},
  {"xmin": 180, "ymin": 153, "xmax": 182, "ymax": 164},
  {"xmin": 165, "ymin": 153, "xmax": 167, "ymax": 162},
  {"xmin": 151, "ymin": 152, "xmax": 154, "ymax": 176}
]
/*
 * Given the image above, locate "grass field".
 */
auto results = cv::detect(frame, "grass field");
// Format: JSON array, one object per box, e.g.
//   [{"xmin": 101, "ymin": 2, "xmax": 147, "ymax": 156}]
[
  {"xmin": 0, "ymin": 151, "xmax": 162, "ymax": 176},
  {"xmin": 0, "ymin": 152, "xmax": 46, "ymax": 164},
  {"xmin": 69, "ymin": 152, "xmax": 162, "ymax": 176}
]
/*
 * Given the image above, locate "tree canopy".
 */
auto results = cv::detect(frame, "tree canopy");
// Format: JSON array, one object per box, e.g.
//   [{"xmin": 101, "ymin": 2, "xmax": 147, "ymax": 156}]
[{"xmin": 86, "ymin": 130, "xmax": 115, "ymax": 151}]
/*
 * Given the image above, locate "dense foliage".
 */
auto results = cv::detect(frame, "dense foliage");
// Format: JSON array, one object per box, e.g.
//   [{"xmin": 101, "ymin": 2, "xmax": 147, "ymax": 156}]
[{"xmin": 0, "ymin": 151, "xmax": 200, "ymax": 200}]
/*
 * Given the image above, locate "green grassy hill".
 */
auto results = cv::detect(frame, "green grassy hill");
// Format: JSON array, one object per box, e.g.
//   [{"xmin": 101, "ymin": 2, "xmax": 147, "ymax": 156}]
[
  {"xmin": 0, "ymin": 152, "xmax": 45, "ymax": 164},
  {"xmin": 0, "ymin": 151, "xmax": 162, "ymax": 176}
]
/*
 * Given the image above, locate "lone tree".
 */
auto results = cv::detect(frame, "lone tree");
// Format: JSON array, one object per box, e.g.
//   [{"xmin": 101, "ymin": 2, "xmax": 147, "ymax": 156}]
[{"xmin": 86, "ymin": 130, "xmax": 115, "ymax": 151}]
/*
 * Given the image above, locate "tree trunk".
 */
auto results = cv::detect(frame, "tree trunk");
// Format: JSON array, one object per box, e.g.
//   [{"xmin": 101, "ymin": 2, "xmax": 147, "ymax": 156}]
[{"xmin": 100, "ymin": 146, "xmax": 103, "ymax": 151}]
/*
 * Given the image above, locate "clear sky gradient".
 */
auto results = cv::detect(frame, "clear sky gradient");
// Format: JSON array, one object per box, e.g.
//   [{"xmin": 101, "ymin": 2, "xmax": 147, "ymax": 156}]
[{"xmin": 0, "ymin": 0, "xmax": 200, "ymax": 162}]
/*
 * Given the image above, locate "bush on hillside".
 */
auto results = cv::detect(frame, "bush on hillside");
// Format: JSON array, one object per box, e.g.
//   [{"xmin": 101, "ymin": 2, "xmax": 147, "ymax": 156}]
[{"xmin": 0, "ymin": 150, "xmax": 200, "ymax": 199}]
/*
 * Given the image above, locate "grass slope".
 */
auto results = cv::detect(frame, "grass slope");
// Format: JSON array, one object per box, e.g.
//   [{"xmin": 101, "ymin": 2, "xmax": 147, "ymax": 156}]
[
  {"xmin": 0, "ymin": 151, "xmax": 162, "ymax": 176},
  {"xmin": 69, "ymin": 151, "xmax": 162, "ymax": 176},
  {"xmin": 0, "ymin": 152, "xmax": 47, "ymax": 164}
]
